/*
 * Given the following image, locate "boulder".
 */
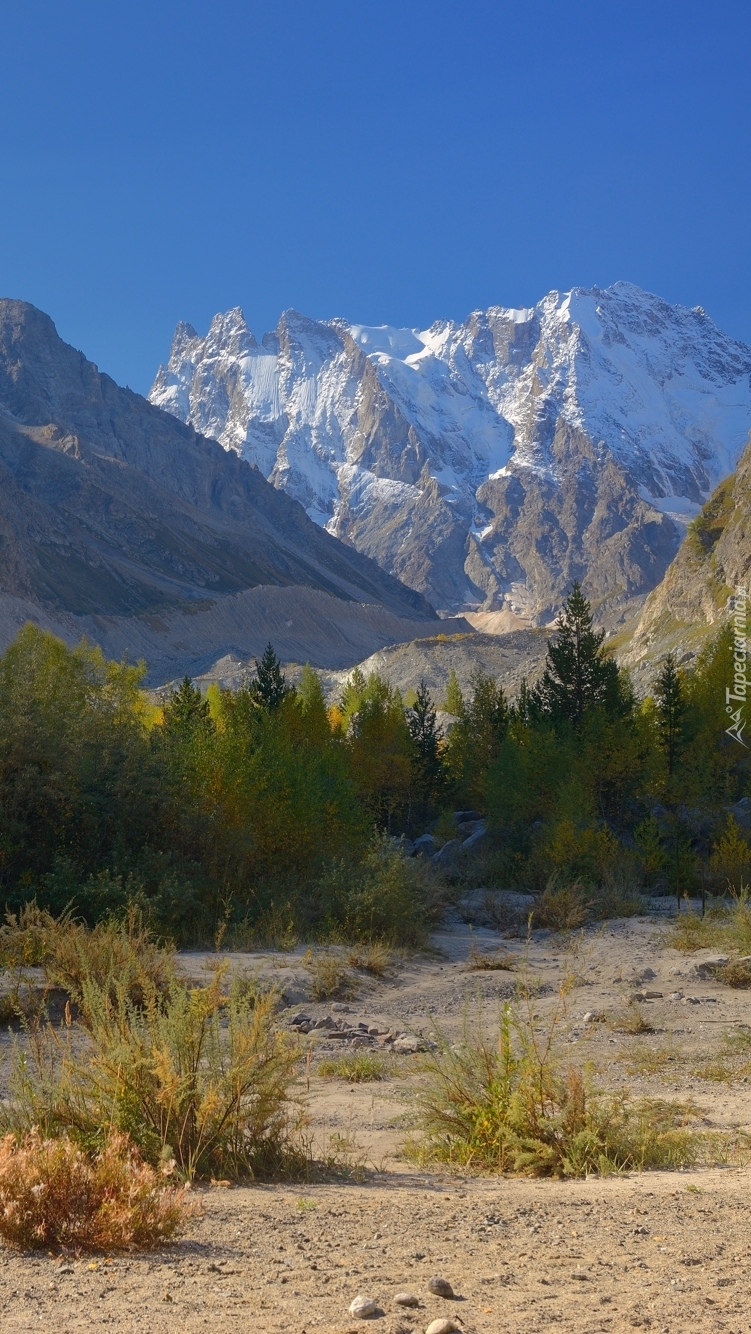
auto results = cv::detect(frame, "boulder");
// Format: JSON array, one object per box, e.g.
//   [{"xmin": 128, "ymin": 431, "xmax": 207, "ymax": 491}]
[
  {"xmin": 432, "ymin": 839, "xmax": 460, "ymax": 866},
  {"xmin": 413, "ymin": 833, "xmax": 438, "ymax": 857}
]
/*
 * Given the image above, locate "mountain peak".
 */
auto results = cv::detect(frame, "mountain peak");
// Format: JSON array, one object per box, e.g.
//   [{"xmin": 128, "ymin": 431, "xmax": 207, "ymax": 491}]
[{"xmin": 150, "ymin": 284, "xmax": 751, "ymax": 624}]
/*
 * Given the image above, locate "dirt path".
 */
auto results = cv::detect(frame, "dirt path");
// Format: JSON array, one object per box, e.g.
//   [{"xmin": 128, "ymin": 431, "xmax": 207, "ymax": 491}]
[{"xmin": 2, "ymin": 913, "xmax": 751, "ymax": 1333}]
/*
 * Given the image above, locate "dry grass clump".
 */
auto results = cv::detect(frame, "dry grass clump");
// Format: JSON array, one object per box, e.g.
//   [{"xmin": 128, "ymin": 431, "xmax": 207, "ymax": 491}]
[
  {"xmin": 2, "ymin": 972, "xmax": 303, "ymax": 1182},
  {"xmin": 672, "ymin": 895, "xmax": 751, "ymax": 953},
  {"xmin": 466, "ymin": 945, "xmax": 516, "ymax": 972},
  {"xmin": 611, "ymin": 1002, "xmax": 656, "ymax": 1035},
  {"xmin": 718, "ymin": 958, "xmax": 751, "ymax": 988},
  {"xmin": 303, "ymin": 949, "xmax": 355, "ymax": 1001},
  {"xmin": 0, "ymin": 1129, "xmax": 190, "ymax": 1251},
  {"xmin": 346, "ymin": 941, "xmax": 391, "ymax": 977},
  {"xmin": 0, "ymin": 903, "xmax": 174, "ymax": 1010},
  {"xmin": 622, "ymin": 1040, "xmax": 684, "ymax": 1076},
  {"xmin": 671, "ymin": 897, "xmax": 751, "ymax": 987},
  {"xmin": 531, "ymin": 875, "xmax": 644, "ymax": 933},
  {"xmin": 409, "ymin": 1001, "xmax": 701, "ymax": 1177},
  {"xmin": 317, "ymin": 1052, "xmax": 390, "ymax": 1083}
]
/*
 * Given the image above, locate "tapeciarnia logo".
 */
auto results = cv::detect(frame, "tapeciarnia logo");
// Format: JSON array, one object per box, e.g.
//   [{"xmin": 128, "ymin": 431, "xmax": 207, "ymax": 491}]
[{"xmin": 726, "ymin": 586, "xmax": 748, "ymax": 747}]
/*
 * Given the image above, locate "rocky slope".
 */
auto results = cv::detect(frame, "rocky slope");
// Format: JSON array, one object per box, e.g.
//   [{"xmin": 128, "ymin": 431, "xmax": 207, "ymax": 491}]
[
  {"xmin": 621, "ymin": 430, "xmax": 751, "ymax": 681},
  {"xmin": 0, "ymin": 300, "xmax": 439, "ymax": 680},
  {"xmin": 151, "ymin": 283, "xmax": 751, "ymax": 624}
]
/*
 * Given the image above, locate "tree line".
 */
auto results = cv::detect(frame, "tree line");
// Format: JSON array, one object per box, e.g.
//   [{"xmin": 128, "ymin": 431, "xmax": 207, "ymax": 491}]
[{"xmin": 0, "ymin": 584, "xmax": 748, "ymax": 943}]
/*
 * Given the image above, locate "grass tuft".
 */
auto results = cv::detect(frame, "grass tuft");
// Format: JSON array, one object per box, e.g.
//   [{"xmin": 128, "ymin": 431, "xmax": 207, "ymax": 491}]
[
  {"xmin": 466, "ymin": 945, "xmax": 516, "ymax": 972},
  {"xmin": 611, "ymin": 1002, "xmax": 655, "ymax": 1035},
  {"xmin": 318, "ymin": 1052, "xmax": 390, "ymax": 1083}
]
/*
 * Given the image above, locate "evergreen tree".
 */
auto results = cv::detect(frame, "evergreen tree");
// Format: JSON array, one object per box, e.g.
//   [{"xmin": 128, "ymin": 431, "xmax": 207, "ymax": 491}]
[
  {"xmin": 654, "ymin": 653, "xmax": 685, "ymax": 777},
  {"xmin": 407, "ymin": 680, "xmax": 445, "ymax": 820},
  {"xmin": 249, "ymin": 643, "xmax": 292, "ymax": 711},
  {"xmin": 442, "ymin": 668, "xmax": 464, "ymax": 717},
  {"xmin": 534, "ymin": 582, "xmax": 621, "ymax": 726},
  {"xmin": 162, "ymin": 676, "xmax": 212, "ymax": 737},
  {"xmin": 445, "ymin": 670, "xmax": 509, "ymax": 807}
]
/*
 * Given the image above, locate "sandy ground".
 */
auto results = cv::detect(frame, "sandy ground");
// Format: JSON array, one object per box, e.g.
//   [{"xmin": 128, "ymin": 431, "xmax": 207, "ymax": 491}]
[{"xmin": 2, "ymin": 911, "xmax": 751, "ymax": 1333}]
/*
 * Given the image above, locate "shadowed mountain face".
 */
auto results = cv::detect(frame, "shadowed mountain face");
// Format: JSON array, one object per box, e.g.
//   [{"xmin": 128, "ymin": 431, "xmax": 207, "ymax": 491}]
[
  {"xmin": 621, "ymin": 430, "xmax": 751, "ymax": 686},
  {"xmin": 0, "ymin": 300, "xmax": 437, "ymax": 673}
]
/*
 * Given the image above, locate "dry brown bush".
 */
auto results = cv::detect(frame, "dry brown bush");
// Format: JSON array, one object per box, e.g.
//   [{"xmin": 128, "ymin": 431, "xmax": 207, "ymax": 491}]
[{"xmin": 0, "ymin": 1129, "xmax": 191, "ymax": 1251}]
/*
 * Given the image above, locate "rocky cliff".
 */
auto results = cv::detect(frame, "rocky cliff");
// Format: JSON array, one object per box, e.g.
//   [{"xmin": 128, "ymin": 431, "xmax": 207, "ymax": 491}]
[{"xmin": 621, "ymin": 431, "xmax": 751, "ymax": 682}]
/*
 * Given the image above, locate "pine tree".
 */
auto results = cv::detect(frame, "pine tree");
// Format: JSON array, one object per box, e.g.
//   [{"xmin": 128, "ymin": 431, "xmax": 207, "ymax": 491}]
[
  {"xmin": 249, "ymin": 643, "xmax": 292, "ymax": 711},
  {"xmin": 162, "ymin": 676, "xmax": 212, "ymax": 736},
  {"xmin": 534, "ymin": 582, "xmax": 621, "ymax": 726},
  {"xmin": 654, "ymin": 653, "xmax": 685, "ymax": 777},
  {"xmin": 408, "ymin": 679, "xmax": 445, "ymax": 820}
]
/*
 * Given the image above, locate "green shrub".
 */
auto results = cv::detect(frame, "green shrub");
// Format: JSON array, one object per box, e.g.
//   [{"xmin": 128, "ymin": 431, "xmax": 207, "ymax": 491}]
[
  {"xmin": 2, "ymin": 972, "xmax": 302, "ymax": 1182},
  {"xmin": 410, "ymin": 1005, "xmax": 701, "ymax": 1176},
  {"xmin": 314, "ymin": 835, "xmax": 437, "ymax": 945}
]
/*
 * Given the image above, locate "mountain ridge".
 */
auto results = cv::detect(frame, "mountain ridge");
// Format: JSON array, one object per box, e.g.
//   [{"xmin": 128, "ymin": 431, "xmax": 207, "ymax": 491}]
[
  {"xmin": 151, "ymin": 282, "xmax": 751, "ymax": 625},
  {"xmin": 0, "ymin": 298, "xmax": 440, "ymax": 680}
]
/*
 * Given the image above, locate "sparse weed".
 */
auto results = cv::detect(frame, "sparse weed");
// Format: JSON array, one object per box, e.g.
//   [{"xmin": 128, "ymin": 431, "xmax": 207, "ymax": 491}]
[
  {"xmin": 0, "ymin": 978, "xmax": 48, "ymax": 1026},
  {"xmin": 0, "ymin": 1129, "xmax": 191, "ymax": 1251},
  {"xmin": 318, "ymin": 1052, "xmax": 389, "ymax": 1083},
  {"xmin": 622, "ymin": 1040, "xmax": 683, "ymax": 1076},
  {"xmin": 691, "ymin": 1027, "xmax": 751, "ymax": 1083}
]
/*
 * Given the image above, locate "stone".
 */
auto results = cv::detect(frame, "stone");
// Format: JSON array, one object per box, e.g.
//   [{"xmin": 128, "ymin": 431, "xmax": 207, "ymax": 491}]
[
  {"xmin": 349, "ymin": 1295, "xmax": 378, "ymax": 1318},
  {"xmin": 693, "ymin": 955, "xmax": 730, "ymax": 979},
  {"xmin": 413, "ymin": 833, "xmax": 438, "ymax": 857},
  {"xmin": 432, "ymin": 839, "xmax": 460, "ymax": 866},
  {"xmin": 425, "ymin": 1320, "xmax": 460, "ymax": 1334},
  {"xmin": 394, "ymin": 1292, "xmax": 420, "ymax": 1307},
  {"xmin": 392, "ymin": 1033, "xmax": 425, "ymax": 1054},
  {"xmin": 427, "ymin": 1276, "xmax": 454, "ymax": 1298},
  {"xmin": 456, "ymin": 827, "xmax": 489, "ymax": 855}
]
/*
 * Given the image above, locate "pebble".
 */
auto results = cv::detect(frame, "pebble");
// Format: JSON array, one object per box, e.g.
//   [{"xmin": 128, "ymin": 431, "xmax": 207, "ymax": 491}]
[
  {"xmin": 427, "ymin": 1275, "xmax": 454, "ymax": 1298},
  {"xmin": 394, "ymin": 1291, "xmax": 420, "ymax": 1306},
  {"xmin": 349, "ymin": 1294, "xmax": 378, "ymax": 1318},
  {"xmin": 425, "ymin": 1320, "xmax": 460, "ymax": 1334}
]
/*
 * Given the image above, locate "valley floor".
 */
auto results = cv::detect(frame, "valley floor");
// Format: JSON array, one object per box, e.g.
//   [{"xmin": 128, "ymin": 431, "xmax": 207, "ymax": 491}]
[{"xmin": 2, "ymin": 916, "xmax": 750, "ymax": 1333}]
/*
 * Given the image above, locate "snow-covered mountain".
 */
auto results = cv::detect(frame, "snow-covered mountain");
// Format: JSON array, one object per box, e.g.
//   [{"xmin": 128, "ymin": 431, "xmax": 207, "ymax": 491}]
[{"xmin": 150, "ymin": 283, "xmax": 751, "ymax": 623}]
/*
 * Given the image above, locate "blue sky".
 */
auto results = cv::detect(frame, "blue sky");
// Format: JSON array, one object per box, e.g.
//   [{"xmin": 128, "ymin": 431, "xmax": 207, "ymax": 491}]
[{"xmin": 0, "ymin": 1, "xmax": 749, "ymax": 394}]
